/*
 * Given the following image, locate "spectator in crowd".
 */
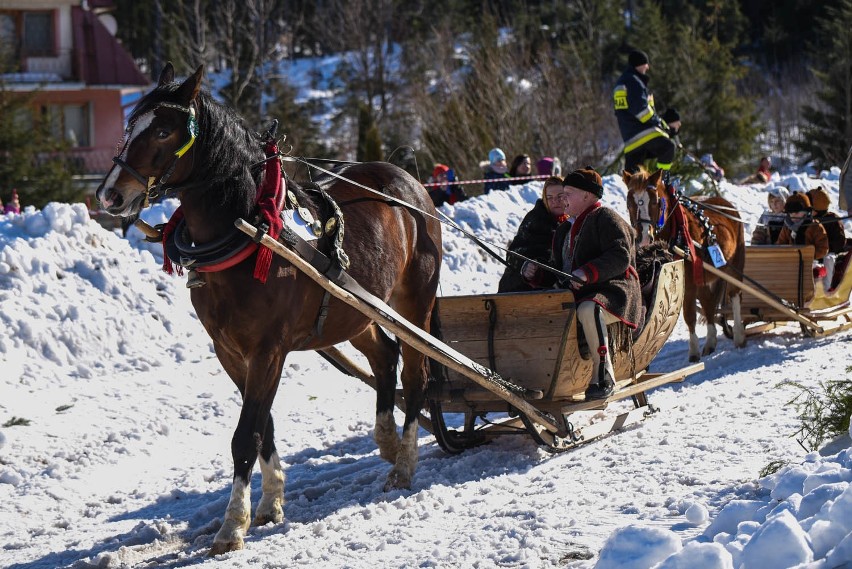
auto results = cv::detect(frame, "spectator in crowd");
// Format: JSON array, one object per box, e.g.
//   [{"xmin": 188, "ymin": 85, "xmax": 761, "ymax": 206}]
[
  {"xmin": 483, "ymin": 147, "xmax": 511, "ymax": 193},
  {"xmin": 498, "ymin": 175, "xmax": 566, "ymax": 293},
  {"xmin": 4, "ymin": 189, "xmax": 20, "ymax": 214},
  {"xmin": 427, "ymin": 163, "xmax": 467, "ymax": 207},
  {"xmin": 508, "ymin": 154, "xmax": 533, "ymax": 185},
  {"xmin": 536, "ymin": 157, "xmax": 562, "ymax": 177},
  {"xmin": 776, "ymin": 192, "xmax": 829, "ymax": 261},
  {"xmin": 740, "ymin": 156, "xmax": 773, "ymax": 185},
  {"xmin": 807, "ymin": 186, "xmax": 846, "ymax": 254},
  {"xmin": 699, "ymin": 153, "xmax": 725, "ymax": 181},
  {"xmin": 613, "ymin": 49, "xmax": 676, "ymax": 174},
  {"xmin": 751, "ymin": 186, "xmax": 789, "ymax": 245},
  {"xmin": 522, "ymin": 168, "xmax": 641, "ymax": 400}
]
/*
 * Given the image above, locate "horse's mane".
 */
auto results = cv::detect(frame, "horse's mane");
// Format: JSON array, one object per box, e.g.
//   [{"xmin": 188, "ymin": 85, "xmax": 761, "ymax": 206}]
[{"xmin": 632, "ymin": 166, "xmax": 652, "ymax": 184}]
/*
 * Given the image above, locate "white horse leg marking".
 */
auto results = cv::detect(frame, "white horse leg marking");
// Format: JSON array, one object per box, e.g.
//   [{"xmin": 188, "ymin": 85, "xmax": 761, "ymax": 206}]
[
  {"xmin": 688, "ymin": 332, "xmax": 701, "ymax": 361},
  {"xmin": 211, "ymin": 476, "xmax": 251, "ymax": 554},
  {"xmin": 374, "ymin": 410, "xmax": 400, "ymax": 464},
  {"xmin": 702, "ymin": 318, "xmax": 717, "ymax": 356},
  {"xmin": 732, "ymin": 293, "xmax": 746, "ymax": 348},
  {"xmin": 383, "ymin": 423, "xmax": 418, "ymax": 491},
  {"xmin": 254, "ymin": 450, "xmax": 284, "ymax": 526}
]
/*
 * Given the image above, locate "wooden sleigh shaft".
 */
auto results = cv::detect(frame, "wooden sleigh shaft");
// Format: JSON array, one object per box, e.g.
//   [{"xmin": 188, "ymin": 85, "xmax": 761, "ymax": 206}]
[{"xmin": 235, "ymin": 219, "xmax": 562, "ymax": 434}]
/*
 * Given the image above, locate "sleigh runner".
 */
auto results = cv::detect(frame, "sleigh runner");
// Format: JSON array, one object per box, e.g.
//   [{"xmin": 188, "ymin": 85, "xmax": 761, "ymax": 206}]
[{"xmin": 236, "ymin": 218, "xmax": 703, "ymax": 453}]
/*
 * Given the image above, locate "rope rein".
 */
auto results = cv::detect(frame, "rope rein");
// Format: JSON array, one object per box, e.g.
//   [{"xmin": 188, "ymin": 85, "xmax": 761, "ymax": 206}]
[{"xmin": 278, "ymin": 153, "xmax": 584, "ymax": 285}]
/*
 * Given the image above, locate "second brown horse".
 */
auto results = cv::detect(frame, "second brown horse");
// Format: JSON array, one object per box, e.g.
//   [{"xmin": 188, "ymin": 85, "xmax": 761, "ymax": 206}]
[{"xmin": 624, "ymin": 168, "xmax": 746, "ymax": 361}]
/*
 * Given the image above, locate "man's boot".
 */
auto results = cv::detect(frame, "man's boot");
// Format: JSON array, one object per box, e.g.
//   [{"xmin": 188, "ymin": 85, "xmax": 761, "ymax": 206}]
[
  {"xmin": 584, "ymin": 344, "xmax": 615, "ymax": 400},
  {"xmin": 583, "ymin": 304, "xmax": 615, "ymax": 401}
]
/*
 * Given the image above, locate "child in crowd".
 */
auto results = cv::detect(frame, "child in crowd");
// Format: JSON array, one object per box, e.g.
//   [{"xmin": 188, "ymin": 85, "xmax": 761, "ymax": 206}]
[
  {"xmin": 427, "ymin": 164, "xmax": 466, "ymax": 207},
  {"xmin": 776, "ymin": 192, "xmax": 829, "ymax": 260},
  {"xmin": 699, "ymin": 153, "xmax": 725, "ymax": 181},
  {"xmin": 751, "ymin": 186, "xmax": 789, "ymax": 245},
  {"xmin": 776, "ymin": 192, "xmax": 832, "ymax": 288},
  {"xmin": 807, "ymin": 186, "xmax": 846, "ymax": 254},
  {"xmin": 536, "ymin": 157, "xmax": 562, "ymax": 177},
  {"xmin": 740, "ymin": 157, "xmax": 772, "ymax": 185},
  {"xmin": 483, "ymin": 148, "xmax": 510, "ymax": 193},
  {"xmin": 508, "ymin": 154, "xmax": 532, "ymax": 185}
]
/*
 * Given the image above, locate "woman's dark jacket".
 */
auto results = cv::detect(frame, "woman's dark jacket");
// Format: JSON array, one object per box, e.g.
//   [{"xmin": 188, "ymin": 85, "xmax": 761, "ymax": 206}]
[{"xmin": 498, "ymin": 199, "xmax": 559, "ymax": 293}]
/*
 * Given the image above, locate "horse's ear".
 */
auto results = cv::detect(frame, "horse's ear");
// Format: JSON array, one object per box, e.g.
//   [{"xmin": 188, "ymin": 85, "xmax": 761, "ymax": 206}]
[
  {"xmin": 622, "ymin": 169, "xmax": 632, "ymax": 186},
  {"xmin": 158, "ymin": 62, "xmax": 175, "ymax": 87},
  {"xmin": 649, "ymin": 169, "xmax": 663, "ymax": 186},
  {"xmin": 175, "ymin": 65, "xmax": 204, "ymax": 104}
]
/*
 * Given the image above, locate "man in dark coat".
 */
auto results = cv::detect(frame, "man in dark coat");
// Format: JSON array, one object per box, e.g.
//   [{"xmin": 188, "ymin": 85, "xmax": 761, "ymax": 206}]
[
  {"xmin": 613, "ymin": 49, "xmax": 675, "ymax": 174},
  {"xmin": 523, "ymin": 168, "xmax": 641, "ymax": 400},
  {"xmin": 498, "ymin": 176, "xmax": 566, "ymax": 292}
]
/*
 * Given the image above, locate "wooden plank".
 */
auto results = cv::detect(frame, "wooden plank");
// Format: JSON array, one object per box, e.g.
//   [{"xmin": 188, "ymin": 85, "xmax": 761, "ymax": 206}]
[
  {"xmin": 554, "ymin": 362, "xmax": 704, "ymax": 413},
  {"xmin": 438, "ymin": 316, "xmax": 568, "ymax": 342}
]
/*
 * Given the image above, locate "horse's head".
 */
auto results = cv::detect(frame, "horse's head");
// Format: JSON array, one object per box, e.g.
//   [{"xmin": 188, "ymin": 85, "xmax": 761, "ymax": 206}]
[
  {"xmin": 97, "ymin": 63, "xmax": 203, "ymax": 217},
  {"xmin": 623, "ymin": 168, "xmax": 664, "ymax": 247}
]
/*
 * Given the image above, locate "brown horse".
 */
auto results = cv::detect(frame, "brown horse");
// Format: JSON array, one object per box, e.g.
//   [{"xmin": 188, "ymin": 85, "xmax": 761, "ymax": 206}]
[
  {"xmin": 96, "ymin": 64, "xmax": 442, "ymax": 554},
  {"xmin": 623, "ymin": 168, "xmax": 746, "ymax": 361}
]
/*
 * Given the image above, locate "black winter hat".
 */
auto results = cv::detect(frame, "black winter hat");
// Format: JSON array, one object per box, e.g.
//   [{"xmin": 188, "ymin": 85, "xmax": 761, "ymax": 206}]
[
  {"xmin": 563, "ymin": 167, "xmax": 604, "ymax": 199},
  {"xmin": 628, "ymin": 49, "xmax": 649, "ymax": 67}
]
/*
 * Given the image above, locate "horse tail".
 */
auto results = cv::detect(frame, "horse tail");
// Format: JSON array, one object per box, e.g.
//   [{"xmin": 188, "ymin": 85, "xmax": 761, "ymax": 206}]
[{"xmin": 426, "ymin": 298, "xmax": 448, "ymax": 385}]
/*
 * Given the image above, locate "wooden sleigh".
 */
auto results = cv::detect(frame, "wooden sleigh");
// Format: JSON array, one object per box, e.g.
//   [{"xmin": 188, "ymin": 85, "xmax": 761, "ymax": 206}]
[
  {"xmin": 717, "ymin": 245, "xmax": 852, "ymax": 338},
  {"xmin": 237, "ymin": 219, "xmax": 703, "ymax": 452}
]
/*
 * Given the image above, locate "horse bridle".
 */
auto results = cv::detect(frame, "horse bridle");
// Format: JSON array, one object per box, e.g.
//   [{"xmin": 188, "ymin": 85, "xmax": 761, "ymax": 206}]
[{"xmin": 111, "ymin": 101, "xmax": 198, "ymax": 205}]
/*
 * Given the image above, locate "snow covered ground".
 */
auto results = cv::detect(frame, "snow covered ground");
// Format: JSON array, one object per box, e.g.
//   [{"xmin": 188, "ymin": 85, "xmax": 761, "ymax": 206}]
[{"xmin": 1, "ymin": 171, "xmax": 851, "ymax": 569}]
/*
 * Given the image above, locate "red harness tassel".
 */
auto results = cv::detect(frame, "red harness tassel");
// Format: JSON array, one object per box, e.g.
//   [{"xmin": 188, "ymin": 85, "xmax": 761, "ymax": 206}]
[
  {"xmin": 253, "ymin": 142, "xmax": 284, "ymax": 284},
  {"xmin": 161, "ymin": 207, "xmax": 185, "ymax": 276},
  {"xmin": 673, "ymin": 202, "xmax": 704, "ymax": 286}
]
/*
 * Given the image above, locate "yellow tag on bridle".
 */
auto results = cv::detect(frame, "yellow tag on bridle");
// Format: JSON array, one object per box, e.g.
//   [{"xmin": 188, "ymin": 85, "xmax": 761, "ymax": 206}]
[{"xmin": 174, "ymin": 106, "xmax": 198, "ymax": 158}]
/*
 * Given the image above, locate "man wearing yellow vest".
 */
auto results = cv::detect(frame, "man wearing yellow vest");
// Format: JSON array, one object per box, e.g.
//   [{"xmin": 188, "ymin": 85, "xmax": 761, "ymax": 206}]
[{"xmin": 613, "ymin": 49, "xmax": 675, "ymax": 174}]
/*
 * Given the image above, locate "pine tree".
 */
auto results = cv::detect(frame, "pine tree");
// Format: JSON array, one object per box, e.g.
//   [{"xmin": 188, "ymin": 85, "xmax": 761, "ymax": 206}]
[
  {"xmin": 629, "ymin": 0, "xmax": 760, "ymax": 173},
  {"xmin": 796, "ymin": 0, "xmax": 852, "ymax": 170}
]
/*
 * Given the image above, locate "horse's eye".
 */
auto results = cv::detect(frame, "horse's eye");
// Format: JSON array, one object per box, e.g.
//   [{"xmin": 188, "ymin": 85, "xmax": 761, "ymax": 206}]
[{"xmin": 157, "ymin": 129, "xmax": 171, "ymax": 139}]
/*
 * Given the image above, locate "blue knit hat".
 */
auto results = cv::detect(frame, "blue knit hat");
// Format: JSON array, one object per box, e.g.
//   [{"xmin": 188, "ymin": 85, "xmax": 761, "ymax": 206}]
[{"xmin": 488, "ymin": 148, "xmax": 506, "ymax": 164}]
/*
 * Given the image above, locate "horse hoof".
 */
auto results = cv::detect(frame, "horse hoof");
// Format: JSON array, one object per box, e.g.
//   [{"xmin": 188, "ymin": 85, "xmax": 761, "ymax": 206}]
[
  {"xmin": 252, "ymin": 511, "xmax": 283, "ymax": 526},
  {"xmin": 701, "ymin": 347, "xmax": 715, "ymax": 356},
  {"xmin": 689, "ymin": 354, "xmax": 701, "ymax": 363},
  {"xmin": 208, "ymin": 538, "xmax": 244, "ymax": 556},
  {"xmin": 382, "ymin": 470, "xmax": 411, "ymax": 492}
]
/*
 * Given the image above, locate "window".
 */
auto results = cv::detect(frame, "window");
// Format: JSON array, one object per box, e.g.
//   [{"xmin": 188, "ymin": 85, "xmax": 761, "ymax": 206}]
[
  {"xmin": 43, "ymin": 104, "xmax": 91, "ymax": 147},
  {"xmin": 23, "ymin": 12, "xmax": 53, "ymax": 56},
  {"xmin": 0, "ymin": 10, "xmax": 55, "ymax": 57}
]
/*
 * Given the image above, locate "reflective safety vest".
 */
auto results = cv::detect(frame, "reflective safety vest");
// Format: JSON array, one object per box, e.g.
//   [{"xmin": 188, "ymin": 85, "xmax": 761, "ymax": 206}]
[{"xmin": 613, "ymin": 68, "xmax": 669, "ymax": 153}]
